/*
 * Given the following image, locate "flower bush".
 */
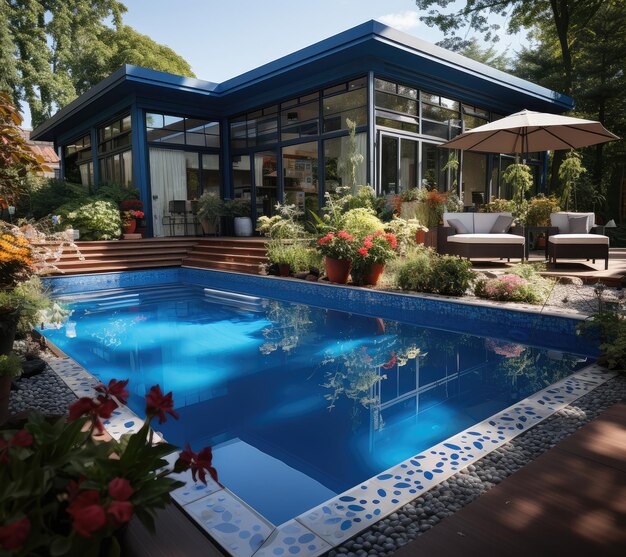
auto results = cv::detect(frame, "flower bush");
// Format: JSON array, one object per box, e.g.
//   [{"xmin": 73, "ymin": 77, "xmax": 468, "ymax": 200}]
[
  {"xmin": 481, "ymin": 197, "xmax": 515, "ymax": 214},
  {"xmin": 316, "ymin": 230, "xmax": 356, "ymax": 260},
  {"xmin": 0, "ymin": 378, "xmax": 217, "ymax": 555},
  {"xmin": 485, "ymin": 338, "xmax": 526, "ymax": 358},
  {"xmin": 526, "ymin": 194, "xmax": 560, "ymax": 227},
  {"xmin": 475, "ymin": 265, "xmax": 554, "ymax": 304},
  {"xmin": 56, "ymin": 200, "xmax": 122, "ymax": 240},
  {"xmin": 340, "ymin": 208, "xmax": 384, "ymax": 239},
  {"xmin": 351, "ymin": 231, "xmax": 398, "ymax": 285},
  {"xmin": 0, "ymin": 228, "xmax": 33, "ymax": 287}
]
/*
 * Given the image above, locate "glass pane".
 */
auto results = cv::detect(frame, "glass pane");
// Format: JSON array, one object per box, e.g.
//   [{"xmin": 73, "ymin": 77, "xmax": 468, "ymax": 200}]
[
  {"xmin": 376, "ymin": 116, "xmax": 419, "ymax": 133},
  {"xmin": 461, "ymin": 152, "xmax": 487, "ymax": 207},
  {"xmin": 122, "ymin": 151, "xmax": 132, "ymax": 186},
  {"xmin": 421, "ymin": 143, "xmax": 447, "ymax": 190},
  {"xmin": 324, "ymin": 133, "xmax": 367, "ymax": 192},
  {"xmin": 323, "ymin": 89, "xmax": 367, "ymax": 132},
  {"xmin": 349, "ymin": 77, "xmax": 367, "ymax": 90},
  {"xmin": 230, "ymin": 119, "xmax": 247, "ymax": 149},
  {"xmin": 185, "ymin": 152, "xmax": 200, "ymax": 199},
  {"xmin": 422, "ymin": 120, "xmax": 451, "ymax": 140},
  {"xmin": 375, "ymin": 91, "xmax": 417, "ymax": 115},
  {"xmin": 186, "ymin": 132, "xmax": 206, "ymax": 147},
  {"xmin": 112, "ymin": 154, "xmax": 122, "ymax": 183},
  {"xmin": 122, "ymin": 115, "xmax": 132, "ymax": 131},
  {"xmin": 232, "ymin": 155, "xmax": 252, "ymax": 201},
  {"xmin": 201, "ymin": 154, "xmax": 220, "ymax": 195},
  {"xmin": 380, "ymin": 135, "xmax": 398, "ymax": 195},
  {"xmin": 146, "ymin": 113, "xmax": 163, "ymax": 128},
  {"xmin": 400, "ymin": 139, "xmax": 418, "ymax": 191},
  {"xmin": 375, "ymin": 78, "xmax": 396, "ymax": 93},
  {"xmin": 463, "ymin": 114, "xmax": 487, "ymax": 131},
  {"xmin": 254, "ymin": 151, "xmax": 277, "ymax": 219},
  {"xmin": 164, "ymin": 115, "xmax": 185, "ymax": 130},
  {"xmin": 283, "ymin": 141, "xmax": 318, "ymax": 214},
  {"xmin": 422, "ymin": 104, "xmax": 459, "ymax": 123},
  {"xmin": 398, "ymin": 85, "xmax": 418, "ymax": 99}
]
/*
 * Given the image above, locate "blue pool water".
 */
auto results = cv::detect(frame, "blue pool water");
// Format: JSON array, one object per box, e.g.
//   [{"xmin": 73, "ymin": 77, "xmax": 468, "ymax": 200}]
[{"xmin": 43, "ymin": 281, "xmax": 591, "ymax": 525}]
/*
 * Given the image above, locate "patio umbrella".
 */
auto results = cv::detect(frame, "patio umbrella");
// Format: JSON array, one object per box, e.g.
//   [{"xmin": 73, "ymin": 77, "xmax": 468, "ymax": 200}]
[{"xmin": 439, "ymin": 109, "xmax": 619, "ymax": 155}]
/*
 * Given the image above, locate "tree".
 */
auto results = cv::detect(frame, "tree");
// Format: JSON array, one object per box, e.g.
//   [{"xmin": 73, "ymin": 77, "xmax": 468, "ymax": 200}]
[
  {"xmin": 0, "ymin": 91, "xmax": 49, "ymax": 203},
  {"xmin": 438, "ymin": 37, "xmax": 510, "ymax": 71},
  {"xmin": 4, "ymin": 0, "xmax": 195, "ymax": 128}
]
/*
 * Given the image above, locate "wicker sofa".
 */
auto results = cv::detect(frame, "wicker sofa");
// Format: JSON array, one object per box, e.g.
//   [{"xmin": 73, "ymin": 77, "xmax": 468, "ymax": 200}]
[
  {"xmin": 547, "ymin": 212, "xmax": 609, "ymax": 270},
  {"xmin": 438, "ymin": 212, "xmax": 525, "ymax": 262}
]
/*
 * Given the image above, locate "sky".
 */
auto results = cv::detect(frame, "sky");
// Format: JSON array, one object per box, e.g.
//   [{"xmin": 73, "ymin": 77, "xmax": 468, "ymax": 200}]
[{"xmin": 23, "ymin": 0, "xmax": 530, "ymax": 128}]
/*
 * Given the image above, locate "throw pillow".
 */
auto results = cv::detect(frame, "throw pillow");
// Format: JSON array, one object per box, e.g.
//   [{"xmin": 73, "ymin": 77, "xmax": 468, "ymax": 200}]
[
  {"xmin": 490, "ymin": 215, "xmax": 513, "ymax": 234},
  {"xmin": 568, "ymin": 215, "xmax": 589, "ymax": 234},
  {"xmin": 447, "ymin": 218, "xmax": 470, "ymax": 234}
]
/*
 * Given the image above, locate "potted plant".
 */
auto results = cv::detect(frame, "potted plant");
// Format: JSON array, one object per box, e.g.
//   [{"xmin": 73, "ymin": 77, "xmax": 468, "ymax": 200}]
[
  {"xmin": 120, "ymin": 199, "xmax": 146, "ymax": 237},
  {"xmin": 121, "ymin": 210, "xmax": 144, "ymax": 235},
  {"xmin": 266, "ymin": 240, "xmax": 313, "ymax": 277},
  {"xmin": 502, "ymin": 162, "xmax": 533, "ymax": 226},
  {"xmin": 0, "ymin": 378, "xmax": 218, "ymax": 555},
  {"xmin": 316, "ymin": 230, "xmax": 356, "ymax": 284},
  {"xmin": 526, "ymin": 194, "xmax": 561, "ymax": 248},
  {"xmin": 351, "ymin": 231, "xmax": 398, "ymax": 286},
  {"xmin": 226, "ymin": 199, "xmax": 253, "ymax": 237},
  {"xmin": 0, "ymin": 352, "xmax": 22, "ymax": 423},
  {"xmin": 196, "ymin": 192, "xmax": 224, "ymax": 236}
]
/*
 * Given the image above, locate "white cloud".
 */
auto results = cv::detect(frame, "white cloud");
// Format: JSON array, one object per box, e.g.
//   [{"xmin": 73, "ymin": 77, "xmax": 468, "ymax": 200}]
[{"xmin": 379, "ymin": 11, "xmax": 421, "ymax": 33}]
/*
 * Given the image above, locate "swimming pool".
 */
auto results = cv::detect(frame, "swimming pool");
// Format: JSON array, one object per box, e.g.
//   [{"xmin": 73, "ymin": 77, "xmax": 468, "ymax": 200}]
[{"xmin": 42, "ymin": 269, "xmax": 596, "ymax": 530}]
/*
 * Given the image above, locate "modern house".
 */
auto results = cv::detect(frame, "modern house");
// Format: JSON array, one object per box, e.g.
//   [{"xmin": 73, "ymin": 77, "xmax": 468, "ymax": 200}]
[{"xmin": 31, "ymin": 20, "xmax": 574, "ymax": 237}]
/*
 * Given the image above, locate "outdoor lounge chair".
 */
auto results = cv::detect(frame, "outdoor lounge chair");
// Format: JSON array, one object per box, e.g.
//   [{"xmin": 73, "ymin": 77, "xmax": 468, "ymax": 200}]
[
  {"xmin": 439, "ymin": 212, "xmax": 525, "ymax": 262},
  {"xmin": 547, "ymin": 212, "xmax": 609, "ymax": 270}
]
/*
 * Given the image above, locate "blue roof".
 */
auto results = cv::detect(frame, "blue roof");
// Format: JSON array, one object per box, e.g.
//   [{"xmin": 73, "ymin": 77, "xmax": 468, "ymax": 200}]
[{"xmin": 31, "ymin": 20, "xmax": 573, "ymax": 141}]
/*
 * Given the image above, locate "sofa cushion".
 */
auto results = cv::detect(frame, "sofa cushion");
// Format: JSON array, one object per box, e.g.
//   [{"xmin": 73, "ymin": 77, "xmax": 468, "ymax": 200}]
[
  {"xmin": 474, "ymin": 212, "xmax": 512, "ymax": 233},
  {"xmin": 568, "ymin": 215, "xmax": 589, "ymax": 234},
  {"xmin": 548, "ymin": 234, "xmax": 609, "ymax": 245},
  {"xmin": 550, "ymin": 212, "xmax": 595, "ymax": 233},
  {"xmin": 448, "ymin": 234, "xmax": 525, "ymax": 245},
  {"xmin": 443, "ymin": 212, "xmax": 474, "ymax": 233},
  {"xmin": 447, "ymin": 218, "xmax": 471, "ymax": 234},
  {"xmin": 490, "ymin": 215, "xmax": 513, "ymax": 234}
]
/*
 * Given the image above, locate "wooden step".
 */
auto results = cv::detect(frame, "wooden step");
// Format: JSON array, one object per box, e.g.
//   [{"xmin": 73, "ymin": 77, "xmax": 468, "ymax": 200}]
[
  {"xmin": 182, "ymin": 258, "xmax": 264, "ymax": 274},
  {"xmin": 193, "ymin": 239, "xmax": 266, "ymax": 249},
  {"xmin": 49, "ymin": 248, "xmax": 192, "ymax": 262},
  {"xmin": 190, "ymin": 244, "xmax": 268, "ymax": 256},
  {"xmin": 52, "ymin": 255, "xmax": 185, "ymax": 269},
  {"xmin": 53, "ymin": 260, "xmax": 182, "ymax": 275},
  {"xmin": 183, "ymin": 251, "xmax": 266, "ymax": 265}
]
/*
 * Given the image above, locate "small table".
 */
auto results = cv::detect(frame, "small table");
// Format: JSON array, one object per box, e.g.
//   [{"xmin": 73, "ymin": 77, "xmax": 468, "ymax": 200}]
[{"xmin": 523, "ymin": 225, "xmax": 559, "ymax": 260}]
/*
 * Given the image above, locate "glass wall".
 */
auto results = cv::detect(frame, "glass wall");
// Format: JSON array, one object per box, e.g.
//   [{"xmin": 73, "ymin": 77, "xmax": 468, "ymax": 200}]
[
  {"xmin": 461, "ymin": 152, "xmax": 488, "ymax": 207},
  {"xmin": 254, "ymin": 151, "xmax": 278, "ymax": 218},
  {"xmin": 283, "ymin": 141, "xmax": 318, "ymax": 215},
  {"xmin": 323, "ymin": 133, "xmax": 367, "ymax": 192},
  {"xmin": 232, "ymin": 156, "xmax": 252, "ymax": 201},
  {"xmin": 97, "ymin": 114, "xmax": 132, "ymax": 185},
  {"xmin": 64, "ymin": 134, "xmax": 93, "ymax": 186},
  {"xmin": 201, "ymin": 154, "xmax": 220, "ymax": 195},
  {"xmin": 146, "ymin": 113, "xmax": 220, "ymax": 148}
]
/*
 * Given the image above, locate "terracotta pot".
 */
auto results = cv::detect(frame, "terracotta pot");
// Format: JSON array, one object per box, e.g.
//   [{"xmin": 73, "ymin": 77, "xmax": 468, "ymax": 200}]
[
  {"xmin": 415, "ymin": 230, "xmax": 426, "ymax": 245},
  {"xmin": 362, "ymin": 262, "xmax": 385, "ymax": 286},
  {"xmin": 278, "ymin": 263, "xmax": 291, "ymax": 277},
  {"xmin": 0, "ymin": 375, "xmax": 11, "ymax": 424},
  {"xmin": 0, "ymin": 309, "xmax": 20, "ymax": 356},
  {"xmin": 122, "ymin": 219, "xmax": 137, "ymax": 234},
  {"xmin": 325, "ymin": 257, "xmax": 351, "ymax": 284},
  {"xmin": 536, "ymin": 235, "xmax": 546, "ymax": 249},
  {"xmin": 423, "ymin": 229, "xmax": 437, "ymax": 248}
]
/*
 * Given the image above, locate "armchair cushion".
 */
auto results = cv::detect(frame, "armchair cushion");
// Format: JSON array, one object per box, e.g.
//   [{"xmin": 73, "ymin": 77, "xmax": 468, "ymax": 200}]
[
  {"xmin": 490, "ymin": 215, "xmax": 513, "ymax": 234},
  {"xmin": 447, "ymin": 218, "xmax": 471, "ymax": 234},
  {"xmin": 548, "ymin": 234, "xmax": 609, "ymax": 245},
  {"xmin": 550, "ymin": 212, "xmax": 595, "ymax": 233},
  {"xmin": 568, "ymin": 215, "xmax": 589, "ymax": 234},
  {"xmin": 448, "ymin": 234, "xmax": 525, "ymax": 245}
]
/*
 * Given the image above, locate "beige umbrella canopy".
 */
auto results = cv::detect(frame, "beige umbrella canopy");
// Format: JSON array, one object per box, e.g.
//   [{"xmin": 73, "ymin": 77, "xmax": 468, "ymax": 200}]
[{"xmin": 439, "ymin": 109, "xmax": 619, "ymax": 154}]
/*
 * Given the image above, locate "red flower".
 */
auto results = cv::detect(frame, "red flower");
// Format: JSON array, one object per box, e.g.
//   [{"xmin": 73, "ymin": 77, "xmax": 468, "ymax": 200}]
[
  {"xmin": 10, "ymin": 430, "xmax": 33, "ymax": 447},
  {"xmin": 178, "ymin": 443, "xmax": 219, "ymax": 485},
  {"xmin": 337, "ymin": 230, "xmax": 353, "ymax": 240},
  {"xmin": 317, "ymin": 232, "xmax": 334, "ymax": 246},
  {"xmin": 107, "ymin": 500, "xmax": 134, "ymax": 525},
  {"xmin": 0, "ymin": 517, "xmax": 30, "ymax": 551},
  {"xmin": 145, "ymin": 385, "xmax": 179, "ymax": 424},
  {"xmin": 384, "ymin": 233, "xmax": 398, "ymax": 249},
  {"xmin": 382, "ymin": 352, "xmax": 397, "ymax": 370},
  {"xmin": 67, "ymin": 491, "xmax": 107, "ymax": 538},
  {"xmin": 357, "ymin": 247, "xmax": 369, "ymax": 257},
  {"xmin": 374, "ymin": 230, "xmax": 383, "ymax": 237},
  {"xmin": 363, "ymin": 235, "xmax": 374, "ymax": 249},
  {"xmin": 95, "ymin": 379, "xmax": 129, "ymax": 405},
  {"xmin": 68, "ymin": 395, "xmax": 118, "ymax": 433},
  {"xmin": 108, "ymin": 478, "xmax": 133, "ymax": 501}
]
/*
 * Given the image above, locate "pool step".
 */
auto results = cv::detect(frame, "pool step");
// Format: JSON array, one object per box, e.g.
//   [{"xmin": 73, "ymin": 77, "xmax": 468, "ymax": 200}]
[{"xmin": 182, "ymin": 238, "xmax": 267, "ymax": 275}]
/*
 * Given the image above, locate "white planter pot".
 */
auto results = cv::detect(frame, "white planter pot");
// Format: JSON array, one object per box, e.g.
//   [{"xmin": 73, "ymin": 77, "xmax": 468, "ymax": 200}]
[{"xmin": 234, "ymin": 217, "xmax": 253, "ymax": 237}]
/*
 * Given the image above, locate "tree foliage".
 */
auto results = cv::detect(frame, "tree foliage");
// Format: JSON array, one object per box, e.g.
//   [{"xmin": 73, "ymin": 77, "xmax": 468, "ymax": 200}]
[{"xmin": 3, "ymin": 0, "xmax": 195, "ymax": 127}]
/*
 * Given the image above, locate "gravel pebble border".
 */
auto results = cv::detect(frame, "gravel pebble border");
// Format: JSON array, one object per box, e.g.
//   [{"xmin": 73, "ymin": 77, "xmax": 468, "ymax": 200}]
[
  {"xmin": 328, "ymin": 374, "xmax": 626, "ymax": 557},
  {"xmin": 8, "ymin": 363, "xmax": 77, "ymax": 416}
]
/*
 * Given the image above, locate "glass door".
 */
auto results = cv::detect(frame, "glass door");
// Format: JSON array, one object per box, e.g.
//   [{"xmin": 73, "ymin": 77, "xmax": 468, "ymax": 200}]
[
  {"xmin": 379, "ymin": 133, "xmax": 419, "ymax": 194},
  {"xmin": 253, "ymin": 150, "xmax": 278, "ymax": 219}
]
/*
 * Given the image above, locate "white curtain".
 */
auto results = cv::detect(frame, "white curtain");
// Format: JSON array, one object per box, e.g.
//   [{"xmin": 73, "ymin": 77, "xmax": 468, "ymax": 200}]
[
  {"xmin": 338, "ymin": 132, "xmax": 367, "ymax": 191},
  {"xmin": 149, "ymin": 148, "xmax": 187, "ymax": 237},
  {"xmin": 354, "ymin": 133, "xmax": 367, "ymax": 187}
]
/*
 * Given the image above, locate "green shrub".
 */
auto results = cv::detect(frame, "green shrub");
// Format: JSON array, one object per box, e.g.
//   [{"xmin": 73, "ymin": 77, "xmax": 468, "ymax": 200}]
[
  {"xmin": 341, "ymin": 208, "xmax": 384, "ymax": 239},
  {"xmin": 266, "ymin": 240, "xmax": 316, "ymax": 272},
  {"xmin": 28, "ymin": 179, "xmax": 89, "ymax": 219},
  {"xmin": 474, "ymin": 270, "xmax": 552, "ymax": 304},
  {"xmin": 94, "ymin": 182, "xmax": 140, "ymax": 204},
  {"xmin": 0, "ymin": 353, "xmax": 22, "ymax": 379},
  {"xmin": 430, "ymin": 255, "xmax": 475, "ymax": 296},
  {"xmin": 11, "ymin": 277, "xmax": 55, "ymax": 336},
  {"xmin": 397, "ymin": 251, "xmax": 432, "ymax": 292},
  {"xmin": 56, "ymin": 199, "xmax": 122, "ymax": 240}
]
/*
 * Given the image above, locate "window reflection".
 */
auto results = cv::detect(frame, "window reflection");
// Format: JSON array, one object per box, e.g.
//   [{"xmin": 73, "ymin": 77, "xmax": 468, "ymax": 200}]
[
  {"xmin": 324, "ymin": 133, "xmax": 367, "ymax": 192},
  {"xmin": 283, "ymin": 141, "xmax": 318, "ymax": 214},
  {"xmin": 232, "ymin": 155, "xmax": 252, "ymax": 201},
  {"xmin": 254, "ymin": 151, "xmax": 278, "ymax": 219}
]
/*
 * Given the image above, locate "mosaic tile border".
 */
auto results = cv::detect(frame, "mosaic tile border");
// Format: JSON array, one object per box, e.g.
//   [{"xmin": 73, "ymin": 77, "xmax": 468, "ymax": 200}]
[
  {"xmin": 43, "ymin": 268, "xmax": 598, "ymax": 356},
  {"xmin": 44, "ymin": 341, "xmax": 614, "ymax": 557}
]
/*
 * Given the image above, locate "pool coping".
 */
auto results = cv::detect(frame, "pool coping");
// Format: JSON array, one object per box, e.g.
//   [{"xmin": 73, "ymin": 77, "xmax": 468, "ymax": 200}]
[{"xmin": 40, "ymin": 270, "xmax": 615, "ymax": 557}]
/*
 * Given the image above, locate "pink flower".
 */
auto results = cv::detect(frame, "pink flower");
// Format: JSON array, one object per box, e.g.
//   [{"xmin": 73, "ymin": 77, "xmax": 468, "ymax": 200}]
[
  {"xmin": 67, "ymin": 490, "xmax": 107, "ymax": 538},
  {"xmin": 337, "ymin": 230, "xmax": 353, "ymax": 240},
  {"xmin": 107, "ymin": 500, "xmax": 134, "ymax": 525},
  {"xmin": 0, "ymin": 517, "xmax": 30, "ymax": 551},
  {"xmin": 145, "ymin": 385, "xmax": 179, "ymax": 424},
  {"xmin": 384, "ymin": 233, "xmax": 398, "ymax": 249},
  {"xmin": 357, "ymin": 247, "xmax": 369, "ymax": 257},
  {"xmin": 108, "ymin": 478, "xmax": 133, "ymax": 501}
]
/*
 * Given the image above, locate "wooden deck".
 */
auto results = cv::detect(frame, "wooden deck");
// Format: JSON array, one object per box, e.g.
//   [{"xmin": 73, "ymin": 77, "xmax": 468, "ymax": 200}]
[{"xmin": 395, "ymin": 403, "xmax": 626, "ymax": 557}]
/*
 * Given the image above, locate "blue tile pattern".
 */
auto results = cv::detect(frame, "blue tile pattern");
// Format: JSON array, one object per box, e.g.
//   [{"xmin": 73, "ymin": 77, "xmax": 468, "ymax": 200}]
[
  {"xmin": 254, "ymin": 520, "xmax": 330, "ymax": 557},
  {"xmin": 44, "ymin": 268, "xmax": 597, "ymax": 355}
]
